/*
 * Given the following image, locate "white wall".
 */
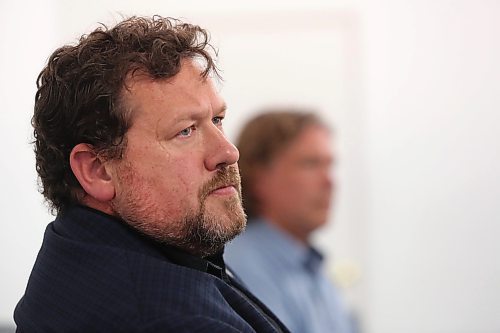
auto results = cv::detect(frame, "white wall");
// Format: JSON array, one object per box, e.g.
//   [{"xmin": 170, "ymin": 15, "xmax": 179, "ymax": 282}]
[
  {"xmin": 1, "ymin": 1, "xmax": 499, "ymax": 332},
  {"xmin": 0, "ymin": 0, "xmax": 59, "ymax": 326},
  {"xmin": 362, "ymin": 1, "xmax": 500, "ymax": 332}
]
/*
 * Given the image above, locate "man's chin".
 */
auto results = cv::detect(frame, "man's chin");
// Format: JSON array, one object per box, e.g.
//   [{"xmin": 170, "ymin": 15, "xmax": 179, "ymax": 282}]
[
  {"xmin": 178, "ymin": 205, "xmax": 246, "ymax": 257},
  {"xmin": 202, "ymin": 208, "xmax": 247, "ymax": 241},
  {"xmin": 206, "ymin": 194, "xmax": 246, "ymax": 222},
  {"xmin": 183, "ymin": 224, "xmax": 245, "ymax": 258}
]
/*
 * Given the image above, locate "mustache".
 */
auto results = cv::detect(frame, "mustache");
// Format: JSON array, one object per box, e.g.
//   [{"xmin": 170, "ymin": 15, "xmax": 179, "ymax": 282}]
[{"xmin": 199, "ymin": 165, "xmax": 241, "ymax": 200}]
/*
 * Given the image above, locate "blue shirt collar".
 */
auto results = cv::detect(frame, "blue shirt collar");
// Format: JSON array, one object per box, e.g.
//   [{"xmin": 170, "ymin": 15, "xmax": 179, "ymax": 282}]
[{"xmin": 249, "ymin": 218, "xmax": 324, "ymax": 273}]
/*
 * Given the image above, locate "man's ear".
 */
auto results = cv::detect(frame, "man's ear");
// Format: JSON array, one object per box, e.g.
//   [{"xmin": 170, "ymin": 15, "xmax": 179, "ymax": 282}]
[{"xmin": 69, "ymin": 143, "xmax": 115, "ymax": 202}]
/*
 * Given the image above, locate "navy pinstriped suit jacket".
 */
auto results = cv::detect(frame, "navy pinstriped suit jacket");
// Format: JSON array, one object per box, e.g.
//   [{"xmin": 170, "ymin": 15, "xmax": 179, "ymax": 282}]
[{"xmin": 14, "ymin": 206, "xmax": 289, "ymax": 332}]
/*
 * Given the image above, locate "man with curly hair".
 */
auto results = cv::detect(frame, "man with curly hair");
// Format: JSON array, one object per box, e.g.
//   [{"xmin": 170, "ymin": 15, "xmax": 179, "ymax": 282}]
[{"xmin": 14, "ymin": 16, "xmax": 289, "ymax": 333}]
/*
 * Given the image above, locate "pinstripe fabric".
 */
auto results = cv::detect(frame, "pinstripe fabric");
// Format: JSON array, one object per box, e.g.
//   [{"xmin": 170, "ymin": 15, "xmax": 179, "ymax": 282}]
[{"xmin": 14, "ymin": 206, "xmax": 289, "ymax": 333}]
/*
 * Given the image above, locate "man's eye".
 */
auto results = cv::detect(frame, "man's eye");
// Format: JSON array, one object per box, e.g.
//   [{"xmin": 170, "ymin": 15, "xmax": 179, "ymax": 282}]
[
  {"xmin": 212, "ymin": 116, "xmax": 224, "ymax": 126},
  {"xmin": 177, "ymin": 126, "xmax": 195, "ymax": 137},
  {"xmin": 299, "ymin": 158, "xmax": 321, "ymax": 168}
]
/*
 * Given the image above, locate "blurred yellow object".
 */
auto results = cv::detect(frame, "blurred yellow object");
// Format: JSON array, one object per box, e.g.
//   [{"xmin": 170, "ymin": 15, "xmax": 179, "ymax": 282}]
[{"xmin": 330, "ymin": 259, "xmax": 361, "ymax": 289}]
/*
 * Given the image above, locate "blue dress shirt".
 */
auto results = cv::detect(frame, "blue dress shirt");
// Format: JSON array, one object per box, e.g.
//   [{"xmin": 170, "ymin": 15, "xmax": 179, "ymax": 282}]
[{"xmin": 225, "ymin": 218, "xmax": 354, "ymax": 333}]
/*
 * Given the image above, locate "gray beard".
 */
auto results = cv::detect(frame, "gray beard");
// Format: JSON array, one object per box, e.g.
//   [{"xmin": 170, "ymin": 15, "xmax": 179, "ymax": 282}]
[
  {"xmin": 176, "ymin": 207, "xmax": 245, "ymax": 257},
  {"xmin": 111, "ymin": 165, "xmax": 246, "ymax": 257},
  {"xmin": 113, "ymin": 191, "xmax": 246, "ymax": 257}
]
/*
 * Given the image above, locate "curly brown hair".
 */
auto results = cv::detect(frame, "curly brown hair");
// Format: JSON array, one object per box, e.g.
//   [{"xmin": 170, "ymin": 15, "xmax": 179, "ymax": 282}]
[
  {"xmin": 236, "ymin": 110, "xmax": 328, "ymax": 218},
  {"xmin": 33, "ymin": 15, "xmax": 219, "ymax": 213}
]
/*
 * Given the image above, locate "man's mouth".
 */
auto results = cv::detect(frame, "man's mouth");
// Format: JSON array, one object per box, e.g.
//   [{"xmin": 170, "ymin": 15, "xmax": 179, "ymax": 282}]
[
  {"xmin": 209, "ymin": 183, "xmax": 237, "ymax": 196},
  {"xmin": 200, "ymin": 165, "xmax": 241, "ymax": 199}
]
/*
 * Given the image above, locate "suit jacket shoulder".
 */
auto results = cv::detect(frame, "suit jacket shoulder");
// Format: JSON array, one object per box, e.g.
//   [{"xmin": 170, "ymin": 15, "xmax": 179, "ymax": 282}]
[{"xmin": 15, "ymin": 206, "xmax": 287, "ymax": 333}]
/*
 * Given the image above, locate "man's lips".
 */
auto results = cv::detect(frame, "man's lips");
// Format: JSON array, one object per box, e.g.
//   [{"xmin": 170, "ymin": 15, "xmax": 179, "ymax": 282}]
[{"xmin": 209, "ymin": 184, "xmax": 237, "ymax": 195}]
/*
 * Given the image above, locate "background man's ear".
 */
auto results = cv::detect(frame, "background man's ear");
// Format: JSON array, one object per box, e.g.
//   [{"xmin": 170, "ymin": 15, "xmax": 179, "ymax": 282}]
[{"xmin": 69, "ymin": 143, "xmax": 116, "ymax": 202}]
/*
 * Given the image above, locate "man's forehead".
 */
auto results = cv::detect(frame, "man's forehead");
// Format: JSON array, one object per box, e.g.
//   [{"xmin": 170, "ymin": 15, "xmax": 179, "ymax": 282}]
[
  {"xmin": 120, "ymin": 64, "xmax": 225, "ymax": 122},
  {"xmin": 123, "ymin": 68, "xmax": 205, "ymax": 94},
  {"xmin": 281, "ymin": 126, "xmax": 333, "ymax": 154},
  {"xmin": 121, "ymin": 72, "xmax": 172, "ymax": 96}
]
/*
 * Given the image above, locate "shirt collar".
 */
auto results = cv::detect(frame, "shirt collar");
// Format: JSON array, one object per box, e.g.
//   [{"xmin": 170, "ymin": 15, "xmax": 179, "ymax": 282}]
[
  {"xmin": 159, "ymin": 244, "xmax": 229, "ymax": 281},
  {"xmin": 251, "ymin": 218, "xmax": 324, "ymax": 273}
]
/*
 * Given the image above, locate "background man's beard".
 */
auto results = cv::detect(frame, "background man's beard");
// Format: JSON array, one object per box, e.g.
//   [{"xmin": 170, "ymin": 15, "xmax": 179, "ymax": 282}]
[{"xmin": 111, "ymin": 165, "xmax": 246, "ymax": 257}]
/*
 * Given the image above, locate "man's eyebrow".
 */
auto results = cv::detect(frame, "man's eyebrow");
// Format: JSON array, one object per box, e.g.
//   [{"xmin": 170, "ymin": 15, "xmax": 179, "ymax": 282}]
[
  {"xmin": 171, "ymin": 103, "xmax": 228, "ymax": 123},
  {"xmin": 217, "ymin": 103, "xmax": 228, "ymax": 114}
]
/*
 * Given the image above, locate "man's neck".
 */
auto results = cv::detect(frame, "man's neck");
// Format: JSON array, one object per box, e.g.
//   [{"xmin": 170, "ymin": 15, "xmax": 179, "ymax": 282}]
[{"xmin": 80, "ymin": 196, "xmax": 115, "ymax": 216}]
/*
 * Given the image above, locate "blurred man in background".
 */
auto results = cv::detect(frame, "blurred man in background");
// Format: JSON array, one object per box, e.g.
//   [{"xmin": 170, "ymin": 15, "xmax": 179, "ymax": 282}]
[{"xmin": 226, "ymin": 110, "xmax": 354, "ymax": 333}]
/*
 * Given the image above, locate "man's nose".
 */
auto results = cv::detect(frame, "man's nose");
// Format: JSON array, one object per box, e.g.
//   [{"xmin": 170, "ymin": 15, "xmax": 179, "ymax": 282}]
[
  {"xmin": 322, "ymin": 167, "xmax": 334, "ymax": 191},
  {"xmin": 204, "ymin": 128, "xmax": 240, "ymax": 171}
]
